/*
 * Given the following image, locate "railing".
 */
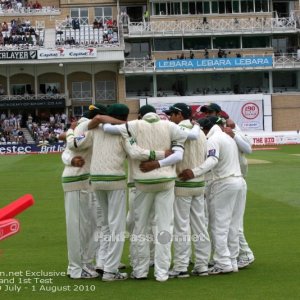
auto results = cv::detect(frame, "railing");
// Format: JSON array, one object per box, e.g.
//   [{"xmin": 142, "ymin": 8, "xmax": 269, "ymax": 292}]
[
  {"xmin": 0, "ymin": 94, "xmax": 66, "ymax": 101},
  {"xmin": 127, "ymin": 17, "xmax": 297, "ymax": 36},
  {"xmin": 0, "ymin": 7, "xmax": 61, "ymax": 16},
  {"xmin": 122, "ymin": 53, "xmax": 300, "ymax": 72},
  {"xmin": 55, "ymin": 23, "xmax": 121, "ymax": 48}
]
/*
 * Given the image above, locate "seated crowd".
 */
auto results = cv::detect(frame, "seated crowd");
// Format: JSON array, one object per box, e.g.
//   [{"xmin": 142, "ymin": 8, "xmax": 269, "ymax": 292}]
[
  {"xmin": 27, "ymin": 112, "xmax": 67, "ymax": 144},
  {"xmin": 0, "ymin": 18, "xmax": 43, "ymax": 47},
  {"xmin": 0, "ymin": 0, "xmax": 42, "ymax": 12},
  {"xmin": 55, "ymin": 17, "xmax": 119, "ymax": 46},
  {"xmin": 0, "ymin": 112, "xmax": 69, "ymax": 145},
  {"xmin": 0, "ymin": 112, "xmax": 27, "ymax": 144}
]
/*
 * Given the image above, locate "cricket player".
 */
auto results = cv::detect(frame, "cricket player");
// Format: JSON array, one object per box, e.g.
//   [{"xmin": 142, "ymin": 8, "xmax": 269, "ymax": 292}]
[
  {"xmin": 201, "ymin": 103, "xmax": 255, "ymax": 268},
  {"xmin": 103, "ymin": 105, "xmax": 200, "ymax": 281},
  {"xmin": 179, "ymin": 116, "xmax": 246, "ymax": 274},
  {"xmin": 161, "ymin": 103, "xmax": 211, "ymax": 278}
]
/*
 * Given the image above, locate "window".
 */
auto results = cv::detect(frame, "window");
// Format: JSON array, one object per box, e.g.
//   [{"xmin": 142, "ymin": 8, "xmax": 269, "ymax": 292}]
[
  {"xmin": 241, "ymin": 0, "xmax": 254, "ymax": 13},
  {"xmin": 40, "ymin": 83, "xmax": 60, "ymax": 94},
  {"xmin": 184, "ymin": 37, "xmax": 211, "ymax": 50},
  {"xmin": 154, "ymin": 38, "xmax": 182, "ymax": 51},
  {"xmin": 196, "ymin": 1, "xmax": 203, "ymax": 14},
  {"xmin": 125, "ymin": 76, "xmax": 152, "ymax": 98},
  {"xmin": 154, "ymin": 2, "xmax": 167, "ymax": 15},
  {"xmin": 70, "ymin": 8, "xmax": 88, "ymax": 25},
  {"xmin": 182, "ymin": 2, "xmax": 189, "ymax": 14},
  {"xmin": 95, "ymin": 81, "xmax": 116, "ymax": 101},
  {"xmin": 204, "ymin": 1, "xmax": 210, "ymax": 13},
  {"xmin": 243, "ymin": 36, "xmax": 269, "ymax": 48},
  {"xmin": 94, "ymin": 7, "xmax": 113, "ymax": 23},
  {"xmin": 212, "ymin": 1, "xmax": 219, "ymax": 13},
  {"xmin": 126, "ymin": 40, "xmax": 150, "ymax": 58},
  {"xmin": 273, "ymin": 71, "xmax": 296, "ymax": 88},
  {"xmin": 213, "ymin": 36, "xmax": 240, "ymax": 49},
  {"xmin": 11, "ymin": 84, "xmax": 32, "ymax": 95},
  {"xmin": 73, "ymin": 105, "xmax": 89, "ymax": 117},
  {"xmin": 72, "ymin": 82, "xmax": 91, "ymax": 99},
  {"xmin": 232, "ymin": 0, "xmax": 240, "ymax": 12}
]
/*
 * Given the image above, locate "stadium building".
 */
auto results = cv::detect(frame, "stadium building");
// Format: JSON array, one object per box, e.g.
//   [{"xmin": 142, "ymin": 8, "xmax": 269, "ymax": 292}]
[{"xmin": 1, "ymin": 0, "xmax": 300, "ymax": 131}]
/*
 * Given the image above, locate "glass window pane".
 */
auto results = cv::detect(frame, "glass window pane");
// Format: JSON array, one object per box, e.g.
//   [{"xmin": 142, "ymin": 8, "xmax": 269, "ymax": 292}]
[
  {"xmin": 255, "ymin": 0, "xmax": 261, "ymax": 12},
  {"xmin": 242, "ymin": 36, "xmax": 269, "ymax": 48},
  {"xmin": 184, "ymin": 37, "xmax": 211, "ymax": 50},
  {"xmin": 233, "ymin": 1, "xmax": 239, "ymax": 12},
  {"xmin": 95, "ymin": 7, "xmax": 103, "ymax": 16},
  {"xmin": 213, "ymin": 36, "xmax": 240, "ymax": 48},
  {"xmin": 182, "ymin": 2, "xmax": 189, "ymax": 14},
  {"xmin": 241, "ymin": 0, "xmax": 247, "ymax": 12},
  {"xmin": 189, "ymin": 2, "xmax": 196, "ymax": 14},
  {"xmin": 226, "ymin": 1, "xmax": 232, "ymax": 13},
  {"xmin": 154, "ymin": 38, "xmax": 182, "ymax": 51},
  {"xmin": 154, "ymin": 3, "xmax": 160, "ymax": 15},
  {"xmin": 104, "ymin": 7, "xmax": 112, "ymax": 16},
  {"xmin": 70, "ymin": 9, "xmax": 79, "ymax": 18},
  {"xmin": 174, "ymin": 2, "xmax": 181, "ymax": 14},
  {"xmin": 247, "ymin": 0, "xmax": 254, "ymax": 12},
  {"xmin": 261, "ymin": 0, "xmax": 268, "ymax": 12},
  {"xmin": 196, "ymin": 2, "xmax": 203, "ymax": 14},
  {"xmin": 80, "ymin": 8, "xmax": 88, "ymax": 18},
  {"xmin": 212, "ymin": 1, "xmax": 219, "ymax": 13},
  {"xmin": 160, "ymin": 3, "xmax": 167, "ymax": 15},
  {"xmin": 204, "ymin": 1, "xmax": 210, "ymax": 13}
]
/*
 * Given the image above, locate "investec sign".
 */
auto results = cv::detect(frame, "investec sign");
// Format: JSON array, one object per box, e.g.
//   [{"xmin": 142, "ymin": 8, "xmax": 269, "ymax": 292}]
[
  {"xmin": 0, "ymin": 50, "xmax": 37, "ymax": 60},
  {"xmin": 155, "ymin": 56, "xmax": 273, "ymax": 70},
  {"xmin": 37, "ymin": 48, "xmax": 97, "ymax": 59}
]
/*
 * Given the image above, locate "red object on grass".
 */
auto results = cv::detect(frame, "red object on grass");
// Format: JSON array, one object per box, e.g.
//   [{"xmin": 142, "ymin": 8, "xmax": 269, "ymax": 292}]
[
  {"xmin": 0, "ymin": 219, "xmax": 20, "ymax": 241},
  {"xmin": 0, "ymin": 194, "xmax": 34, "ymax": 221}
]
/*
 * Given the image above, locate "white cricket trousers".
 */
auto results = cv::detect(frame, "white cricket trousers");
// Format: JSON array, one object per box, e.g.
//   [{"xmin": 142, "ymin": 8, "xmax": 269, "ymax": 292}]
[
  {"xmin": 94, "ymin": 189, "xmax": 126, "ymax": 273},
  {"xmin": 64, "ymin": 190, "xmax": 96, "ymax": 278},
  {"xmin": 208, "ymin": 176, "xmax": 246, "ymax": 269},
  {"xmin": 173, "ymin": 193, "xmax": 211, "ymax": 273},
  {"xmin": 127, "ymin": 187, "xmax": 155, "ymax": 266},
  {"xmin": 131, "ymin": 188, "xmax": 174, "ymax": 280},
  {"xmin": 238, "ymin": 181, "xmax": 254, "ymax": 260}
]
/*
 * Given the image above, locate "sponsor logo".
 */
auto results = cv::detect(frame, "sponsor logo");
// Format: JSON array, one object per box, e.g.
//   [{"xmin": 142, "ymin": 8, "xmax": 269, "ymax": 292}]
[
  {"xmin": 241, "ymin": 102, "xmax": 259, "ymax": 119},
  {"xmin": 242, "ymin": 121, "xmax": 260, "ymax": 129}
]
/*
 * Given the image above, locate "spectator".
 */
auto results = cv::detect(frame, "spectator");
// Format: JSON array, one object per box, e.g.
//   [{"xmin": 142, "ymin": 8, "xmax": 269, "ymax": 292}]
[
  {"xmin": 204, "ymin": 48, "xmax": 209, "ymax": 59},
  {"xmin": 93, "ymin": 19, "xmax": 99, "ymax": 29}
]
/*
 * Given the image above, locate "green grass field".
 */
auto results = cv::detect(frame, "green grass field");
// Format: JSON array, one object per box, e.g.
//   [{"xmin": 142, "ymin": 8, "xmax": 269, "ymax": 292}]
[{"xmin": 0, "ymin": 145, "xmax": 300, "ymax": 300}]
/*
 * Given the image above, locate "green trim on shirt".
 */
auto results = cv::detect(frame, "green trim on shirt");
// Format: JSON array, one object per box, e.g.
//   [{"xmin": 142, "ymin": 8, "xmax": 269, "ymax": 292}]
[
  {"xmin": 62, "ymin": 173, "xmax": 90, "ymax": 183},
  {"xmin": 135, "ymin": 177, "xmax": 176, "ymax": 184},
  {"xmin": 90, "ymin": 175, "xmax": 126, "ymax": 182},
  {"xmin": 127, "ymin": 182, "xmax": 135, "ymax": 188},
  {"xmin": 144, "ymin": 119, "xmax": 160, "ymax": 123},
  {"xmin": 175, "ymin": 180, "xmax": 205, "ymax": 188}
]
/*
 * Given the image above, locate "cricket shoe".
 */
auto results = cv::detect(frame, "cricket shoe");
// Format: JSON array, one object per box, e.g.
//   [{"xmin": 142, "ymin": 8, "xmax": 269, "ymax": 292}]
[
  {"xmin": 237, "ymin": 257, "xmax": 255, "ymax": 269},
  {"xmin": 208, "ymin": 260, "xmax": 215, "ymax": 268},
  {"xmin": 208, "ymin": 266, "xmax": 233, "ymax": 275},
  {"xmin": 168, "ymin": 269, "xmax": 190, "ymax": 278},
  {"xmin": 95, "ymin": 268, "xmax": 104, "ymax": 277},
  {"xmin": 71, "ymin": 269, "xmax": 99, "ymax": 279},
  {"xmin": 102, "ymin": 271, "xmax": 128, "ymax": 282},
  {"xmin": 83, "ymin": 264, "xmax": 99, "ymax": 277},
  {"xmin": 191, "ymin": 269, "xmax": 209, "ymax": 276},
  {"xmin": 231, "ymin": 261, "xmax": 239, "ymax": 273},
  {"xmin": 130, "ymin": 272, "xmax": 148, "ymax": 280},
  {"xmin": 156, "ymin": 276, "xmax": 169, "ymax": 282}
]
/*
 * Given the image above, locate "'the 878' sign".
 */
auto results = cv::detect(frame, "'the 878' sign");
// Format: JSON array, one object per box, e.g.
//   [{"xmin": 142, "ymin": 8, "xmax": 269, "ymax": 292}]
[{"xmin": 241, "ymin": 102, "xmax": 260, "ymax": 119}]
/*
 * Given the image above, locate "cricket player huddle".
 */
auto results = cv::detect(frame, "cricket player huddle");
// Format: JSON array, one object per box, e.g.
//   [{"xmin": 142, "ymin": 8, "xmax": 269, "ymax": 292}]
[{"xmin": 61, "ymin": 101, "xmax": 255, "ymax": 282}]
